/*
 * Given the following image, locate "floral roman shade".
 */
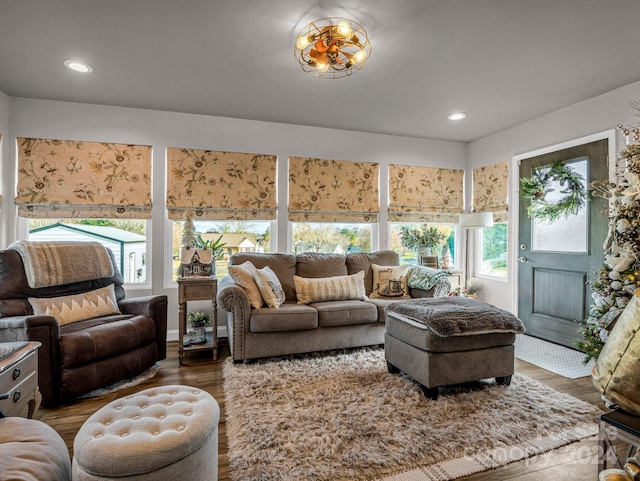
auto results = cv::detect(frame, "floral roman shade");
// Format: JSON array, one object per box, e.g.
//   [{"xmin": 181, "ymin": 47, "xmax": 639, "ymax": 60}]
[
  {"xmin": 473, "ymin": 161, "xmax": 509, "ymax": 222},
  {"xmin": 166, "ymin": 148, "xmax": 277, "ymax": 220},
  {"xmin": 388, "ymin": 164, "xmax": 464, "ymax": 222},
  {"xmin": 16, "ymin": 138, "xmax": 152, "ymax": 218},
  {"xmin": 289, "ymin": 157, "xmax": 379, "ymax": 222}
]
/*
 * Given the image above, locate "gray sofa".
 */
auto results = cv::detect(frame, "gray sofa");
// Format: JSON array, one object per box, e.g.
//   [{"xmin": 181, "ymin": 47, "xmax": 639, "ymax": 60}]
[{"xmin": 217, "ymin": 250, "xmax": 451, "ymax": 362}]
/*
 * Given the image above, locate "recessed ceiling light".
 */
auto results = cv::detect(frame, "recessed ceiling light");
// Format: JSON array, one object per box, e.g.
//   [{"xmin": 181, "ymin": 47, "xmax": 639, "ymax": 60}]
[
  {"xmin": 64, "ymin": 60, "xmax": 93, "ymax": 73},
  {"xmin": 447, "ymin": 112, "xmax": 467, "ymax": 121}
]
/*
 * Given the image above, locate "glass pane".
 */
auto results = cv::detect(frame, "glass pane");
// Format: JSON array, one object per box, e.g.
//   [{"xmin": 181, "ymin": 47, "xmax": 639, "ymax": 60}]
[
  {"xmin": 291, "ymin": 223, "xmax": 371, "ymax": 255},
  {"xmin": 531, "ymin": 159, "xmax": 587, "ymax": 253},
  {"xmin": 172, "ymin": 220, "xmax": 271, "ymax": 281},
  {"xmin": 389, "ymin": 223, "xmax": 456, "ymax": 267},
  {"xmin": 28, "ymin": 219, "xmax": 148, "ymax": 284},
  {"xmin": 480, "ymin": 223, "xmax": 507, "ymax": 277}
]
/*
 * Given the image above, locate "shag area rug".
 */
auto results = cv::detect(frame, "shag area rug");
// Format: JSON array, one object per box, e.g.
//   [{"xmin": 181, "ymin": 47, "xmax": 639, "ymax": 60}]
[{"xmin": 224, "ymin": 348, "xmax": 600, "ymax": 481}]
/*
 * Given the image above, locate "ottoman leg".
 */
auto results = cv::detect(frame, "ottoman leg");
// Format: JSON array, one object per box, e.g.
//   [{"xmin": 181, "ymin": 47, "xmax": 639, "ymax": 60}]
[
  {"xmin": 496, "ymin": 375, "xmax": 512, "ymax": 386},
  {"xmin": 387, "ymin": 361, "xmax": 400, "ymax": 374},
  {"xmin": 420, "ymin": 385, "xmax": 439, "ymax": 400}
]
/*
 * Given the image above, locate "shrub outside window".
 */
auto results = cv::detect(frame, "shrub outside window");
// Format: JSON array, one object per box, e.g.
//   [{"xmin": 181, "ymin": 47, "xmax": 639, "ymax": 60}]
[{"xmin": 480, "ymin": 223, "xmax": 507, "ymax": 278}]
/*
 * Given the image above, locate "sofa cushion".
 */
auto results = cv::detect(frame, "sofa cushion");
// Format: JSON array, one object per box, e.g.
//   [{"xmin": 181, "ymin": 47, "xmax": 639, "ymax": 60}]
[
  {"xmin": 230, "ymin": 253, "xmax": 297, "ymax": 300},
  {"xmin": 228, "ymin": 261, "xmax": 263, "ymax": 309},
  {"xmin": 59, "ymin": 315, "xmax": 157, "ymax": 367},
  {"xmin": 29, "ymin": 284, "xmax": 121, "ymax": 326},
  {"xmin": 314, "ymin": 300, "xmax": 378, "ymax": 327},
  {"xmin": 346, "ymin": 250, "xmax": 400, "ymax": 295},
  {"xmin": 295, "ymin": 252, "xmax": 348, "ymax": 278},
  {"xmin": 254, "ymin": 266, "xmax": 286, "ymax": 308},
  {"xmin": 369, "ymin": 265, "xmax": 411, "ymax": 300},
  {"xmin": 250, "ymin": 303, "xmax": 318, "ymax": 332},
  {"xmin": 293, "ymin": 271, "xmax": 366, "ymax": 304}
]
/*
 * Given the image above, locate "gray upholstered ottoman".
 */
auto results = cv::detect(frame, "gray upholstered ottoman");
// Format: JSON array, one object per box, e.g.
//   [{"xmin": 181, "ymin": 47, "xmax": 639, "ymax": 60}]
[
  {"xmin": 385, "ymin": 297, "xmax": 525, "ymax": 400},
  {"xmin": 72, "ymin": 385, "xmax": 220, "ymax": 481},
  {"xmin": 0, "ymin": 417, "xmax": 71, "ymax": 481}
]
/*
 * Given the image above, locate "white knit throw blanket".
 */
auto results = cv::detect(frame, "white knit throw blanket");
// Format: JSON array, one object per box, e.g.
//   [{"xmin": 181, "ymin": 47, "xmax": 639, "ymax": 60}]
[{"xmin": 9, "ymin": 241, "xmax": 114, "ymax": 288}]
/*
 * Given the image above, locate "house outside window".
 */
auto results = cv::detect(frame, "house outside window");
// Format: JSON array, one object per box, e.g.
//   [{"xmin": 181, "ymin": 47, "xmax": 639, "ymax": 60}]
[
  {"xmin": 28, "ymin": 220, "xmax": 148, "ymax": 284},
  {"xmin": 172, "ymin": 220, "xmax": 270, "ymax": 281},
  {"xmin": 390, "ymin": 223, "xmax": 456, "ymax": 267}
]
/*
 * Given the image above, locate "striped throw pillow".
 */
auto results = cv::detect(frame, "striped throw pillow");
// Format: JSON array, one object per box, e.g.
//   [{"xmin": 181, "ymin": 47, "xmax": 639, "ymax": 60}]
[{"xmin": 294, "ymin": 271, "xmax": 366, "ymax": 305}]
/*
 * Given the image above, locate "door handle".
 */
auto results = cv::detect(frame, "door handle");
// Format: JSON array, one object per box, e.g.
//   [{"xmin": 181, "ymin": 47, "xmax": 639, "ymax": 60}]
[{"xmin": 518, "ymin": 256, "xmax": 528, "ymax": 263}]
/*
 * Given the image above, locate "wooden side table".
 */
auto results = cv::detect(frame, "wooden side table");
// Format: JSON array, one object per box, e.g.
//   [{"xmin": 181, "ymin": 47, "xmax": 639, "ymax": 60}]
[
  {"xmin": 0, "ymin": 341, "xmax": 41, "ymax": 418},
  {"xmin": 178, "ymin": 277, "xmax": 218, "ymax": 365}
]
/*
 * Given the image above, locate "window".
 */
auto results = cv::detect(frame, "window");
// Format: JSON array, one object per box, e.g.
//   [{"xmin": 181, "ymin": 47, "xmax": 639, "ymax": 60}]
[
  {"xmin": 480, "ymin": 223, "xmax": 507, "ymax": 278},
  {"xmin": 27, "ymin": 219, "xmax": 148, "ymax": 284},
  {"xmin": 172, "ymin": 220, "xmax": 270, "ymax": 281},
  {"xmin": 292, "ymin": 223, "xmax": 371, "ymax": 255},
  {"xmin": 390, "ymin": 223, "xmax": 456, "ymax": 267}
]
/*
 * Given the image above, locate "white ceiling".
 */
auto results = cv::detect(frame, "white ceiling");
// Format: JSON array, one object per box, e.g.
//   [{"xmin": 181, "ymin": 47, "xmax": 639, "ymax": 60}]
[{"xmin": 1, "ymin": 0, "xmax": 640, "ymax": 142}]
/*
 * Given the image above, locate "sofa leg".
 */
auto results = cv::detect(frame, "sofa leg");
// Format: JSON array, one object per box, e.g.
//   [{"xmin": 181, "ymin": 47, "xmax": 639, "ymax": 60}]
[
  {"xmin": 421, "ymin": 385, "xmax": 439, "ymax": 400},
  {"xmin": 386, "ymin": 362, "xmax": 400, "ymax": 374},
  {"xmin": 496, "ymin": 375, "xmax": 512, "ymax": 386}
]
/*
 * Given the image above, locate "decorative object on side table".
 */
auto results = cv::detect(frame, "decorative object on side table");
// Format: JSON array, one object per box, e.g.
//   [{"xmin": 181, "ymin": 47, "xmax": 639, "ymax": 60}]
[
  {"xmin": 178, "ymin": 210, "xmax": 226, "ymax": 278},
  {"xmin": 187, "ymin": 311, "xmax": 211, "ymax": 345},
  {"xmin": 399, "ymin": 225, "xmax": 446, "ymax": 267}
]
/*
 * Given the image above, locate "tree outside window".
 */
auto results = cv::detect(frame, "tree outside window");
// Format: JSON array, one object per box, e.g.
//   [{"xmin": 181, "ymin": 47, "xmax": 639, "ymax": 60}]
[{"xmin": 480, "ymin": 223, "xmax": 507, "ymax": 278}]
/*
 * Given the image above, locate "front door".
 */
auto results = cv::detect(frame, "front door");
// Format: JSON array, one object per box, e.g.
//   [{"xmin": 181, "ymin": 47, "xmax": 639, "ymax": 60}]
[{"xmin": 518, "ymin": 139, "xmax": 608, "ymax": 349}]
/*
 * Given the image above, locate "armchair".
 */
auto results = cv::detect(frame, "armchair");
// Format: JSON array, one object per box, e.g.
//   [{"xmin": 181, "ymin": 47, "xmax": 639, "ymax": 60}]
[{"xmin": 0, "ymin": 245, "xmax": 167, "ymax": 406}]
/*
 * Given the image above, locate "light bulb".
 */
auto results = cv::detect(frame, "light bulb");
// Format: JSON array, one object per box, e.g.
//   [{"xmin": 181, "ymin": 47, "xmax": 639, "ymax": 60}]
[
  {"xmin": 64, "ymin": 60, "xmax": 93, "ymax": 73},
  {"xmin": 352, "ymin": 49, "xmax": 366, "ymax": 64},
  {"xmin": 317, "ymin": 62, "xmax": 329, "ymax": 72},
  {"xmin": 337, "ymin": 21, "xmax": 351, "ymax": 37},
  {"xmin": 296, "ymin": 36, "xmax": 311, "ymax": 50}
]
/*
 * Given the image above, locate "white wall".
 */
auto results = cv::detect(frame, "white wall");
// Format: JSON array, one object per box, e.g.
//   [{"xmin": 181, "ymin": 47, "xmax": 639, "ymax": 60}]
[
  {"xmin": 5, "ymin": 96, "xmax": 468, "ymax": 337},
  {"xmin": 0, "ymin": 91, "xmax": 9, "ymax": 248},
  {"xmin": 467, "ymin": 79, "xmax": 640, "ymax": 313}
]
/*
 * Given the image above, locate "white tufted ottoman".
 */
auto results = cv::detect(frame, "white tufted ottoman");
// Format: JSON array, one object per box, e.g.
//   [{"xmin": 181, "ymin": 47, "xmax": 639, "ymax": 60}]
[{"xmin": 72, "ymin": 385, "xmax": 220, "ymax": 481}]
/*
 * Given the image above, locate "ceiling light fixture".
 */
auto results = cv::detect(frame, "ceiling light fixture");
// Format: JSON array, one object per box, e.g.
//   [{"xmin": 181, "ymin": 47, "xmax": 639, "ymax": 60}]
[
  {"xmin": 448, "ymin": 112, "xmax": 467, "ymax": 121},
  {"xmin": 294, "ymin": 17, "xmax": 371, "ymax": 79},
  {"xmin": 64, "ymin": 60, "xmax": 93, "ymax": 73}
]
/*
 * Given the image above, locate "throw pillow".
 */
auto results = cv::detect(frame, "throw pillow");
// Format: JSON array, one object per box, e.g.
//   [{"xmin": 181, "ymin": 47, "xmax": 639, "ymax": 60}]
[
  {"xmin": 29, "ymin": 284, "xmax": 121, "ymax": 326},
  {"xmin": 294, "ymin": 271, "xmax": 367, "ymax": 304},
  {"xmin": 228, "ymin": 261, "xmax": 264, "ymax": 309},
  {"xmin": 369, "ymin": 264, "xmax": 411, "ymax": 300},
  {"xmin": 254, "ymin": 266, "xmax": 286, "ymax": 309}
]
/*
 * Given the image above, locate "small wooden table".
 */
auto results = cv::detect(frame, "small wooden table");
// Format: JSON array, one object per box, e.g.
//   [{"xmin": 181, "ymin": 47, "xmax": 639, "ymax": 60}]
[
  {"xmin": 178, "ymin": 277, "xmax": 218, "ymax": 365},
  {"xmin": 598, "ymin": 409, "xmax": 640, "ymax": 474},
  {"xmin": 0, "ymin": 341, "xmax": 41, "ymax": 418}
]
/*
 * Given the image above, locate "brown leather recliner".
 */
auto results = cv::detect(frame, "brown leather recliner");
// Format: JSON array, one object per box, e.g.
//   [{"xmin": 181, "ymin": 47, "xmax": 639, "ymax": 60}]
[{"xmin": 0, "ymin": 248, "xmax": 167, "ymax": 406}]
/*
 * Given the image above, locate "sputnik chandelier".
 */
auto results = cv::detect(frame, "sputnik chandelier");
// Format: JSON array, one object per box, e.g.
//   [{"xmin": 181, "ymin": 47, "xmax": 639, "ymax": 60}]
[{"xmin": 294, "ymin": 17, "xmax": 371, "ymax": 79}]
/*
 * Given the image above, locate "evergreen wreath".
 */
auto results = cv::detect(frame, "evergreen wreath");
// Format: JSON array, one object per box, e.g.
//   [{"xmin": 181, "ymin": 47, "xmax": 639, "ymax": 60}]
[{"xmin": 520, "ymin": 161, "xmax": 587, "ymax": 222}]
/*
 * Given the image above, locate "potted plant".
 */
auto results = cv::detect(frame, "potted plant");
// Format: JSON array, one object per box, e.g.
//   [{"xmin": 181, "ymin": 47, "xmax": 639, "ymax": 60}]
[
  {"xmin": 399, "ymin": 225, "xmax": 446, "ymax": 265},
  {"xmin": 196, "ymin": 234, "xmax": 226, "ymax": 265},
  {"xmin": 187, "ymin": 311, "xmax": 211, "ymax": 344}
]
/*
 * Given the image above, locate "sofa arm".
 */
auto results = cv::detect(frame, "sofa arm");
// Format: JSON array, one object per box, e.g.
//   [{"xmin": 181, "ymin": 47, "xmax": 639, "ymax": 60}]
[
  {"xmin": 410, "ymin": 277, "xmax": 452, "ymax": 298},
  {"xmin": 217, "ymin": 277, "xmax": 251, "ymax": 361},
  {"xmin": 24, "ymin": 315, "xmax": 62, "ymax": 407},
  {"xmin": 118, "ymin": 295, "xmax": 168, "ymax": 360}
]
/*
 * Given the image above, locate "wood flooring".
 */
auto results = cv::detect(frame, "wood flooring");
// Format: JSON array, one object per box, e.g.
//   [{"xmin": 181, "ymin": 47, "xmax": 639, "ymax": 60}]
[{"xmin": 35, "ymin": 340, "xmax": 608, "ymax": 480}]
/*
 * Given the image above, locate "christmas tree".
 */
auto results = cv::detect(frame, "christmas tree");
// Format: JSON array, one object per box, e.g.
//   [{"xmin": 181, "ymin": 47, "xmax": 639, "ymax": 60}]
[
  {"xmin": 181, "ymin": 210, "xmax": 198, "ymax": 249},
  {"xmin": 576, "ymin": 124, "xmax": 640, "ymax": 362}
]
